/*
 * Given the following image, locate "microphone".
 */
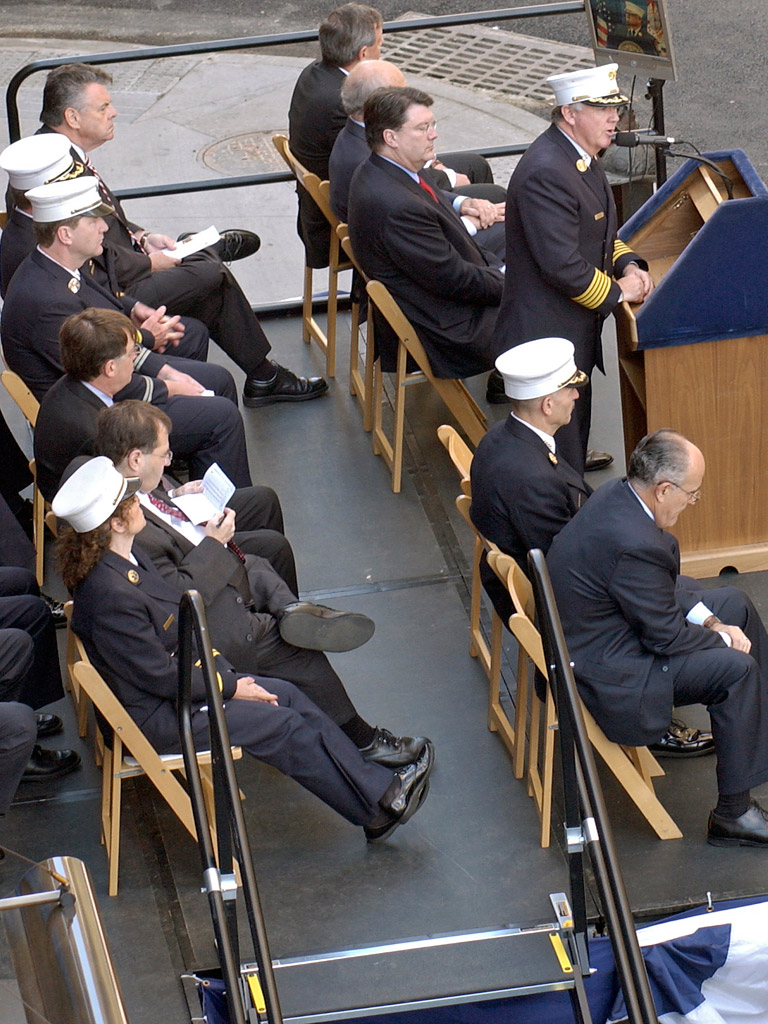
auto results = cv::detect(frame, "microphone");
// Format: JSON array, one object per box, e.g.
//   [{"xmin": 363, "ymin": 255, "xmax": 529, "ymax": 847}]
[{"xmin": 613, "ymin": 131, "xmax": 675, "ymax": 148}]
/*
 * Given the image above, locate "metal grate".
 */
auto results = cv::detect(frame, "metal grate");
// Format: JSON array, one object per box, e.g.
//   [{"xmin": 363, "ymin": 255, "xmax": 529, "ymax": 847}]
[{"xmin": 386, "ymin": 14, "xmax": 594, "ymax": 110}]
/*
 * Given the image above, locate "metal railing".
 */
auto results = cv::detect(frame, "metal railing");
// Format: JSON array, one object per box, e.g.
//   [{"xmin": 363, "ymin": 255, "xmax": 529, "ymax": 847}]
[{"xmin": 4, "ymin": 4, "xmax": 591, "ymax": 313}]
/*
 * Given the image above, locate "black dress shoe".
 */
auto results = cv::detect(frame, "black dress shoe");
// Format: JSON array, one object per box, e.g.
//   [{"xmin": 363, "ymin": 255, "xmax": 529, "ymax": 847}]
[
  {"xmin": 176, "ymin": 229, "xmax": 261, "ymax": 262},
  {"xmin": 35, "ymin": 713, "xmax": 63, "ymax": 738},
  {"xmin": 485, "ymin": 368, "xmax": 511, "ymax": 405},
  {"xmin": 242, "ymin": 364, "xmax": 328, "ymax": 407},
  {"xmin": 21, "ymin": 745, "xmax": 81, "ymax": 782},
  {"xmin": 218, "ymin": 229, "xmax": 261, "ymax": 262},
  {"xmin": 708, "ymin": 800, "xmax": 768, "ymax": 847},
  {"xmin": 360, "ymin": 728, "xmax": 429, "ymax": 769},
  {"xmin": 364, "ymin": 742, "xmax": 434, "ymax": 842},
  {"xmin": 278, "ymin": 602, "xmax": 375, "ymax": 652},
  {"xmin": 41, "ymin": 593, "xmax": 67, "ymax": 629},
  {"xmin": 584, "ymin": 449, "xmax": 614, "ymax": 472},
  {"xmin": 648, "ymin": 718, "xmax": 714, "ymax": 758}
]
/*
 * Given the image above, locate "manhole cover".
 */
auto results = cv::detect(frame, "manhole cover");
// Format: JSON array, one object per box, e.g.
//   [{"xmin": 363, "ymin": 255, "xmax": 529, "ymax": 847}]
[{"xmin": 201, "ymin": 130, "xmax": 286, "ymax": 176}]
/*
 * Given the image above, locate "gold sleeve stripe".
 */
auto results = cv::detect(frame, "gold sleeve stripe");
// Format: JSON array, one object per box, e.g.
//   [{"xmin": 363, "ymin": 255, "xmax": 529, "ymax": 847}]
[
  {"xmin": 573, "ymin": 268, "xmax": 612, "ymax": 309},
  {"xmin": 613, "ymin": 240, "xmax": 634, "ymax": 263}
]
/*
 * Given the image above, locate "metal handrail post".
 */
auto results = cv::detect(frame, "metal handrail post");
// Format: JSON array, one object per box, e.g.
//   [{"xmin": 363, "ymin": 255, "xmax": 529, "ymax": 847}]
[
  {"xmin": 527, "ymin": 549, "xmax": 660, "ymax": 1024},
  {"xmin": 178, "ymin": 589, "xmax": 284, "ymax": 1024}
]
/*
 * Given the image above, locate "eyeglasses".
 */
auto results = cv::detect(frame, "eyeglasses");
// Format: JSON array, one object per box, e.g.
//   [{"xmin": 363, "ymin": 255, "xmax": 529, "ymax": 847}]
[
  {"xmin": 144, "ymin": 447, "xmax": 173, "ymax": 464},
  {"xmin": 404, "ymin": 119, "xmax": 437, "ymax": 134},
  {"xmin": 665, "ymin": 481, "xmax": 701, "ymax": 504}
]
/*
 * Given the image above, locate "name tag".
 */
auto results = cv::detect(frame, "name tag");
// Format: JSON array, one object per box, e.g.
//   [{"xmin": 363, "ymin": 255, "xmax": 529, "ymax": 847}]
[
  {"xmin": 163, "ymin": 614, "xmax": 175, "ymax": 631},
  {"xmin": 594, "ymin": 212, "xmax": 605, "ymax": 221}
]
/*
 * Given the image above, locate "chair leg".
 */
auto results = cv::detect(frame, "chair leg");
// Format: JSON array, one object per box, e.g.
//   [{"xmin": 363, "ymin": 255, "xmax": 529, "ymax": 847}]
[
  {"xmin": 106, "ymin": 742, "xmax": 123, "ymax": 897},
  {"xmin": 469, "ymin": 535, "xmax": 486, "ymax": 664},
  {"xmin": 512, "ymin": 644, "xmax": 528, "ymax": 781},
  {"xmin": 302, "ymin": 265, "xmax": 313, "ymax": 344},
  {"xmin": 33, "ymin": 483, "xmax": 45, "ymax": 587},
  {"xmin": 538, "ymin": 692, "xmax": 557, "ymax": 849},
  {"xmin": 362, "ymin": 314, "xmax": 375, "ymax": 433},
  {"xmin": 390, "ymin": 342, "xmax": 409, "ymax": 493},
  {"xmin": 325, "ymin": 248, "xmax": 339, "ymax": 378}
]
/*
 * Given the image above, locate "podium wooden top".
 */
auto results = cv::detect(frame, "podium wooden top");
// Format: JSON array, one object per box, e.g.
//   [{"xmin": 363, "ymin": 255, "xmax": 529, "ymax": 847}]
[{"xmin": 616, "ymin": 150, "xmax": 768, "ymax": 351}]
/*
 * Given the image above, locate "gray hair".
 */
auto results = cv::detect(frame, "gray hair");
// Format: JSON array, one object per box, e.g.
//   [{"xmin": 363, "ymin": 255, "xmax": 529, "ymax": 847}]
[
  {"xmin": 550, "ymin": 101, "xmax": 584, "ymax": 123},
  {"xmin": 627, "ymin": 429, "xmax": 690, "ymax": 487},
  {"xmin": 40, "ymin": 63, "xmax": 112, "ymax": 127},
  {"xmin": 319, "ymin": 4, "xmax": 382, "ymax": 67}
]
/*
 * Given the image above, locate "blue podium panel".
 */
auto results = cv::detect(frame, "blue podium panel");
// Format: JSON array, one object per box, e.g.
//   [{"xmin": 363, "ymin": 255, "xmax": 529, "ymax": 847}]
[{"xmin": 613, "ymin": 150, "xmax": 768, "ymax": 576}]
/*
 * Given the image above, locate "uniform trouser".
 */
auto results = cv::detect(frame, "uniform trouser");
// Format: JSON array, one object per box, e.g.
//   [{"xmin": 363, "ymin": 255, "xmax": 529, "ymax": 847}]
[
  {"xmin": 228, "ymin": 486, "xmax": 297, "ymax": 594},
  {"xmin": 669, "ymin": 585, "xmax": 768, "ymax": 795},
  {"xmin": 0, "ymin": 702, "xmax": 37, "ymax": 815},
  {"xmin": 0, "ymin": 568, "xmax": 63, "ymax": 710},
  {"xmin": 165, "ymin": 393, "xmax": 252, "ymax": 488},
  {"xmin": 185, "ymin": 678, "xmax": 392, "ymax": 826},
  {"xmin": 128, "ymin": 251, "xmax": 272, "ymax": 377},
  {"xmin": 215, "ymin": 557, "xmax": 358, "ymax": 728}
]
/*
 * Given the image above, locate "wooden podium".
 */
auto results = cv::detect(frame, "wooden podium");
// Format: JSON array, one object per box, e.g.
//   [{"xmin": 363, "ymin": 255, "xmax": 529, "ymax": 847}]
[{"xmin": 615, "ymin": 149, "xmax": 768, "ymax": 578}]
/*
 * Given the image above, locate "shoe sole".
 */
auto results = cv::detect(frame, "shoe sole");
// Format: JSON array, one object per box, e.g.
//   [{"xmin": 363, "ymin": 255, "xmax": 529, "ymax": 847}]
[
  {"xmin": 648, "ymin": 746, "xmax": 715, "ymax": 758},
  {"xmin": 242, "ymin": 383, "xmax": 329, "ymax": 408},
  {"xmin": 21, "ymin": 761, "xmax": 81, "ymax": 783},
  {"xmin": 279, "ymin": 610, "xmax": 375, "ymax": 652},
  {"xmin": 707, "ymin": 834, "xmax": 768, "ymax": 847}
]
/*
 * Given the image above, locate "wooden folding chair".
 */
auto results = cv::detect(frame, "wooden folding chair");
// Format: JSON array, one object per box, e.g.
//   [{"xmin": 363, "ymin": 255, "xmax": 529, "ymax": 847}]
[
  {"xmin": 336, "ymin": 223, "xmax": 373, "ymax": 430},
  {"xmin": 1, "ymin": 368, "xmax": 50, "ymax": 586},
  {"xmin": 365, "ymin": 280, "xmax": 486, "ymax": 492},
  {"xmin": 71, "ymin": 655, "xmax": 243, "ymax": 896},
  {"xmin": 273, "ymin": 134, "xmax": 353, "ymax": 377},
  {"xmin": 487, "ymin": 550, "xmax": 681, "ymax": 847}
]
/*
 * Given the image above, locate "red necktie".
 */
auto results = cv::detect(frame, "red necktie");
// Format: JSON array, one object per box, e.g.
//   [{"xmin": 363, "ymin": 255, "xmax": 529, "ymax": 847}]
[
  {"xmin": 418, "ymin": 176, "xmax": 438, "ymax": 202},
  {"xmin": 147, "ymin": 493, "xmax": 246, "ymax": 564}
]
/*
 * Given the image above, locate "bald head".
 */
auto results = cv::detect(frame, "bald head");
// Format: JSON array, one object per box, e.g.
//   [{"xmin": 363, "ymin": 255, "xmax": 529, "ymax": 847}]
[{"xmin": 341, "ymin": 59, "xmax": 407, "ymax": 119}]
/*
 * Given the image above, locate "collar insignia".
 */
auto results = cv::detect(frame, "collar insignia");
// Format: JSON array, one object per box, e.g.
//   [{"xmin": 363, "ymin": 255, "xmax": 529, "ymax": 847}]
[
  {"xmin": 67, "ymin": 277, "xmax": 80, "ymax": 293},
  {"xmin": 548, "ymin": 451, "xmax": 558, "ymax": 466},
  {"xmin": 576, "ymin": 158, "xmax": 588, "ymax": 173},
  {"xmin": 127, "ymin": 569, "xmax": 140, "ymax": 584}
]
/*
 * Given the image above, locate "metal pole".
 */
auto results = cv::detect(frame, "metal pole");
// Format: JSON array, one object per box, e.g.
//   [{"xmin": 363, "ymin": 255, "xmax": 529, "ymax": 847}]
[
  {"xmin": 648, "ymin": 78, "xmax": 667, "ymax": 186},
  {"xmin": 528, "ymin": 550, "xmax": 660, "ymax": 1024},
  {"xmin": 178, "ymin": 590, "xmax": 285, "ymax": 1024}
]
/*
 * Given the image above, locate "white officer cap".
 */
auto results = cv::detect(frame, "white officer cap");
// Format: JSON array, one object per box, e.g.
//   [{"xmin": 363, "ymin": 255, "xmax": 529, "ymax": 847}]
[
  {"xmin": 625, "ymin": 2, "xmax": 644, "ymax": 17},
  {"xmin": 52, "ymin": 457, "xmax": 141, "ymax": 533},
  {"xmin": 495, "ymin": 339, "xmax": 588, "ymax": 400},
  {"xmin": 0, "ymin": 134, "xmax": 76, "ymax": 191},
  {"xmin": 547, "ymin": 63, "xmax": 628, "ymax": 107},
  {"xmin": 25, "ymin": 176, "xmax": 113, "ymax": 223}
]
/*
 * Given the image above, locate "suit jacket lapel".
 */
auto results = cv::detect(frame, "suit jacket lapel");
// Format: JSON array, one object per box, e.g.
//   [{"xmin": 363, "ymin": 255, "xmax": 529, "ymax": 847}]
[
  {"xmin": 505, "ymin": 415, "xmax": 590, "ymax": 499},
  {"xmin": 546, "ymin": 124, "xmax": 608, "ymax": 208},
  {"xmin": 143, "ymin": 498, "xmax": 197, "ymax": 556}
]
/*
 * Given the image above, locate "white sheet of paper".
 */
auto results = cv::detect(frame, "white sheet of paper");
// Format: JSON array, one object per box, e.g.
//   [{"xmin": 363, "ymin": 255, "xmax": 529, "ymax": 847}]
[
  {"xmin": 171, "ymin": 463, "xmax": 235, "ymax": 524},
  {"xmin": 161, "ymin": 225, "xmax": 220, "ymax": 259}
]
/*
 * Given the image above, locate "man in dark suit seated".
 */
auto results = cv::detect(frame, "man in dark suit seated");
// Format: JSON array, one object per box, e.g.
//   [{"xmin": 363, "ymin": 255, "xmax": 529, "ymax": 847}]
[
  {"xmin": 36, "ymin": 62, "xmax": 326, "ymax": 407},
  {"xmin": 92, "ymin": 399, "xmax": 428, "ymax": 769},
  {"xmin": 548, "ymin": 429, "xmax": 768, "ymax": 846},
  {"xmin": 329, "ymin": 59, "xmax": 505, "ymax": 260},
  {"xmin": 347, "ymin": 86, "xmax": 505, "ymax": 380},
  {"xmin": 289, "ymin": 2, "xmax": 498, "ymax": 268},
  {"xmin": 34, "ymin": 307, "xmax": 252, "ymax": 502},
  {"xmin": 470, "ymin": 340, "xmax": 711, "ymax": 759}
]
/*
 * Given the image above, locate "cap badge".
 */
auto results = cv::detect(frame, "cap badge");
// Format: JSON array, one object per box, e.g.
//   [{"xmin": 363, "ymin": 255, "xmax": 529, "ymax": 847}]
[
  {"xmin": 127, "ymin": 569, "xmax": 140, "ymax": 584},
  {"xmin": 548, "ymin": 451, "xmax": 558, "ymax": 466},
  {"xmin": 576, "ymin": 158, "xmax": 588, "ymax": 173},
  {"xmin": 67, "ymin": 277, "xmax": 80, "ymax": 293}
]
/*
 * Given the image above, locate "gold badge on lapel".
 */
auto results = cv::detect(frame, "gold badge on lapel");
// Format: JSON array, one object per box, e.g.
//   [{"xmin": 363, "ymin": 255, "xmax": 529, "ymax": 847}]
[
  {"xmin": 594, "ymin": 211, "xmax": 605, "ymax": 220},
  {"xmin": 576, "ymin": 158, "xmax": 588, "ymax": 173},
  {"xmin": 127, "ymin": 569, "xmax": 140, "ymax": 584},
  {"xmin": 67, "ymin": 277, "xmax": 80, "ymax": 293},
  {"xmin": 548, "ymin": 451, "xmax": 558, "ymax": 466},
  {"xmin": 162, "ymin": 614, "xmax": 175, "ymax": 631}
]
